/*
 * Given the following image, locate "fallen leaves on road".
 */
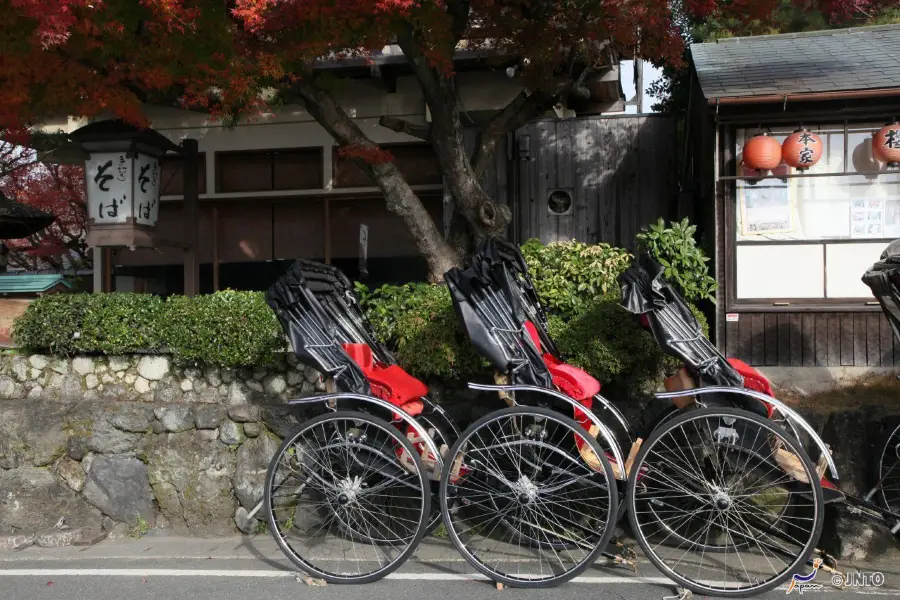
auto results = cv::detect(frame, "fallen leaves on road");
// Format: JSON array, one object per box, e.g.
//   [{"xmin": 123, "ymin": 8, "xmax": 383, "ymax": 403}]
[
  {"xmin": 46, "ymin": 582, "xmax": 53, "ymax": 587},
  {"xmin": 495, "ymin": 582, "xmax": 504, "ymax": 591},
  {"xmin": 297, "ymin": 575, "xmax": 327, "ymax": 587},
  {"xmin": 662, "ymin": 586, "xmax": 692, "ymax": 600}
]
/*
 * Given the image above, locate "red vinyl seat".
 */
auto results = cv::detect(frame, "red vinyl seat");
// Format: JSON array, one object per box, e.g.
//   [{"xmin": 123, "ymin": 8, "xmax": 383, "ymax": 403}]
[{"xmin": 342, "ymin": 343, "xmax": 426, "ymax": 415}]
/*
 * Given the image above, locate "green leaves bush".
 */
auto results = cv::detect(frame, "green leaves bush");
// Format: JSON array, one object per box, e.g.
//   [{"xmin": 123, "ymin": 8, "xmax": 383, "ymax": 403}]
[
  {"xmin": 13, "ymin": 291, "xmax": 285, "ymax": 368},
  {"xmin": 14, "ymin": 221, "xmax": 715, "ymax": 391},
  {"xmin": 520, "ymin": 238, "xmax": 632, "ymax": 318},
  {"xmin": 637, "ymin": 218, "xmax": 717, "ymax": 303}
]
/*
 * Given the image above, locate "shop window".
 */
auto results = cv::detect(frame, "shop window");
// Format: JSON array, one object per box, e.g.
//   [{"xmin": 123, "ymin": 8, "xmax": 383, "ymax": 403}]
[{"xmin": 733, "ymin": 122, "xmax": 900, "ymax": 302}]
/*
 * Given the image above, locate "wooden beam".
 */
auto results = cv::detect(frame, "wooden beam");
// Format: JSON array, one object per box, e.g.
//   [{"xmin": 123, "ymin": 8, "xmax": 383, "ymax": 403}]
[
  {"xmin": 212, "ymin": 205, "xmax": 220, "ymax": 292},
  {"xmin": 182, "ymin": 139, "xmax": 200, "ymax": 296}
]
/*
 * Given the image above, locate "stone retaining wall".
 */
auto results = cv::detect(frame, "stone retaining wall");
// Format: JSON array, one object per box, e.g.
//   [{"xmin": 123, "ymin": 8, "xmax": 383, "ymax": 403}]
[
  {"xmin": 0, "ymin": 353, "xmax": 321, "ymax": 547},
  {"xmin": 2, "ymin": 351, "xmax": 900, "ymax": 561}
]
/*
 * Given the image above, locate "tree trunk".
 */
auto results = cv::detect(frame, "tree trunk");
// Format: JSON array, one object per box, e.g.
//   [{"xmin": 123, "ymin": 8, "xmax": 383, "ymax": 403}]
[{"xmin": 293, "ymin": 80, "xmax": 461, "ymax": 282}]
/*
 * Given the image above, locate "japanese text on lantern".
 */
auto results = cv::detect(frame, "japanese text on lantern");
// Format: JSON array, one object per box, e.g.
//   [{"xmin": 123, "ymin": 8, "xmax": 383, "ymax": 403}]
[
  {"xmin": 884, "ymin": 129, "xmax": 900, "ymax": 150},
  {"xmin": 86, "ymin": 152, "xmax": 131, "ymax": 223},
  {"xmin": 135, "ymin": 154, "xmax": 160, "ymax": 226}
]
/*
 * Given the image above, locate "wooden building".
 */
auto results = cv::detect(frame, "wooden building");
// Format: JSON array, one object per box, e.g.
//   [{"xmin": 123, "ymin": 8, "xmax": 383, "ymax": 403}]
[{"xmin": 687, "ymin": 25, "xmax": 900, "ymax": 377}]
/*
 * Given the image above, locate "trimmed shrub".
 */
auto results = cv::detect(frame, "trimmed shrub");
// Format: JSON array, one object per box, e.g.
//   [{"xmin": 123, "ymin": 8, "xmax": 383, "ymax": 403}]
[
  {"xmin": 12, "ymin": 293, "xmax": 164, "ymax": 355},
  {"xmin": 164, "ymin": 291, "xmax": 286, "ymax": 368},
  {"xmin": 13, "ymin": 290, "xmax": 284, "ymax": 368}
]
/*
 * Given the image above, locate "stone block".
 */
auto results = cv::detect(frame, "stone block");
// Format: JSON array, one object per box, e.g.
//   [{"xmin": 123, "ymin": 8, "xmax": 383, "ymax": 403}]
[
  {"xmin": 137, "ymin": 356, "xmax": 170, "ymax": 381},
  {"xmin": 194, "ymin": 405, "xmax": 225, "ymax": 430},
  {"xmin": 82, "ymin": 456, "xmax": 154, "ymax": 526},
  {"xmin": 227, "ymin": 404, "xmax": 260, "ymax": 423},
  {"xmin": 153, "ymin": 405, "xmax": 194, "ymax": 433}
]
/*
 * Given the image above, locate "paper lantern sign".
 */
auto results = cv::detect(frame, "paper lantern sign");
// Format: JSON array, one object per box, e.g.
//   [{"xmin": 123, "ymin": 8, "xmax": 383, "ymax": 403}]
[
  {"xmin": 782, "ymin": 128, "xmax": 822, "ymax": 170},
  {"xmin": 742, "ymin": 133, "xmax": 782, "ymax": 171},
  {"xmin": 873, "ymin": 122, "xmax": 900, "ymax": 167}
]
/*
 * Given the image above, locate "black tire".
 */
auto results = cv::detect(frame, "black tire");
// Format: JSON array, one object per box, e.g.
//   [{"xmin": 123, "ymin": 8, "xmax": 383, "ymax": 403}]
[
  {"xmin": 626, "ymin": 406, "xmax": 824, "ymax": 598},
  {"xmin": 875, "ymin": 421, "xmax": 900, "ymax": 515},
  {"xmin": 265, "ymin": 410, "xmax": 430, "ymax": 584},
  {"xmin": 439, "ymin": 405, "xmax": 618, "ymax": 588}
]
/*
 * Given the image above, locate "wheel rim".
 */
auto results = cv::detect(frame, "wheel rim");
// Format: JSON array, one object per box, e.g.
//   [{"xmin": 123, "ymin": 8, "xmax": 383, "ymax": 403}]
[
  {"xmin": 267, "ymin": 413, "xmax": 428, "ymax": 581},
  {"xmin": 630, "ymin": 410, "xmax": 822, "ymax": 595},
  {"xmin": 878, "ymin": 423, "xmax": 900, "ymax": 514},
  {"xmin": 443, "ymin": 409, "xmax": 616, "ymax": 584}
]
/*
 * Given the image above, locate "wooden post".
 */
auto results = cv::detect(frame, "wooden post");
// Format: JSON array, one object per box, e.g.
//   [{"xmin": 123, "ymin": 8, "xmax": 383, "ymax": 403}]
[
  {"xmin": 212, "ymin": 205, "xmax": 220, "ymax": 292},
  {"xmin": 92, "ymin": 247, "xmax": 103, "ymax": 293},
  {"xmin": 103, "ymin": 248, "xmax": 113, "ymax": 292},
  {"xmin": 323, "ymin": 197, "xmax": 331, "ymax": 264},
  {"xmin": 182, "ymin": 139, "xmax": 200, "ymax": 296}
]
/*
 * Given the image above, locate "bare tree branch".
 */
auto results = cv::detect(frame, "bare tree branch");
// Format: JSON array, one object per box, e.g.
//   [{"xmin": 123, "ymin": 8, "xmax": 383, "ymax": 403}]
[
  {"xmin": 378, "ymin": 116, "xmax": 432, "ymax": 141},
  {"xmin": 291, "ymin": 77, "xmax": 460, "ymax": 279}
]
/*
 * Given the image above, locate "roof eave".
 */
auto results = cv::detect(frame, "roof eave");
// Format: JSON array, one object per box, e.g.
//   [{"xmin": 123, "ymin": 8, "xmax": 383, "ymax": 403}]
[{"xmin": 706, "ymin": 87, "xmax": 900, "ymax": 106}]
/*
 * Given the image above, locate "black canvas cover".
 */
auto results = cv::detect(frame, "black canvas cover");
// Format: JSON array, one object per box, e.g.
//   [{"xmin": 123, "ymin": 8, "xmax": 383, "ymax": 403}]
[
  {"xmin": 470, "ymin": 237, "xmax": 560, "ymax": 358},
  {"xmin": 862, "ymin": 240, "xmax": 900, "ymax": 344},
  {"xmin": 265, "ymin": 260, "xmax": 371, "ymax": 395},
  {"xmin": 620, "ymin": 254, "xmax": 744, "ymax": 390},
  {"xmin": 445, "ymin": 263, "xmax": 553, "ymax": 390}
]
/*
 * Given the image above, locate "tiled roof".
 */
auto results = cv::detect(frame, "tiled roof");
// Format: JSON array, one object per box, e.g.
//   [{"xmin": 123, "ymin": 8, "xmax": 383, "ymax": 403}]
[
  {"xmin": 691, "ymin": 24, "xmax": 900, "ymax": 100},
  {"xmin": 0, "ymin": 274, "xmax": 71, "ymax": 295}
]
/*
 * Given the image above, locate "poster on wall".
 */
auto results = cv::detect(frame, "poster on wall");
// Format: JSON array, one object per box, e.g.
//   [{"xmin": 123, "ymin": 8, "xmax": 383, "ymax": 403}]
[
  {"xmin": 850, "ymin": 198, "xmax": 885, "ymax": 238},
  {"xmin": 883, "ymin": 198, "xmax": 900, "ymax": 238},
  {"xmin": 739, "ymin": 181, "xmax": 795, "ymax": 236}
]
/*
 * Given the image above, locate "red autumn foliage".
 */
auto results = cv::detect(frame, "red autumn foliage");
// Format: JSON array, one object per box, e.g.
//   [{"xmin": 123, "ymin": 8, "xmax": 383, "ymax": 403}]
[
  {"xmin": 0, "ymin": 147, "xmax": 89, "ymax": 271},
  {"xmin": 337, "ymin": 144, "xmax": 395, "ymax": 165}
]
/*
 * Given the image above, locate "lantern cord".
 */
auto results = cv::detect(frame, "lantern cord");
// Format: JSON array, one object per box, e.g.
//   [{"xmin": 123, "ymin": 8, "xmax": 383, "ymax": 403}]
[{"xmin": 783, "ymin": 95, "xmax": 788, "ymax": 111}]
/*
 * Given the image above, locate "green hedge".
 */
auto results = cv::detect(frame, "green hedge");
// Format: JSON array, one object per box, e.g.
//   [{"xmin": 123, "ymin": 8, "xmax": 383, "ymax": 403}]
[
  {"xmin": 14, "ymin": 232, "xmax": 714, "ymax": 387},
  {"xmin": 13, "ymin": 291, "xmax": 285, "ymax": 368}
]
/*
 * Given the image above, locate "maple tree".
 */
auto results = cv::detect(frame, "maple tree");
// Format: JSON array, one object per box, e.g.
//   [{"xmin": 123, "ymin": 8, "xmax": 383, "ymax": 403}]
[
  {"xmin": 0, "ymin": 141, "xmax": 89, "ymax": 271},
  {"xmin": 0, "ymin": 0, "xmax": 872, "ymax": 280}
]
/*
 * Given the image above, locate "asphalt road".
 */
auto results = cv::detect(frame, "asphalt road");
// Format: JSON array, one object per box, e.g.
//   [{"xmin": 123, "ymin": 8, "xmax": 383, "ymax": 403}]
[{"xmin": 2, "ymin": 536, "xmax": 899, "ymax": 600}]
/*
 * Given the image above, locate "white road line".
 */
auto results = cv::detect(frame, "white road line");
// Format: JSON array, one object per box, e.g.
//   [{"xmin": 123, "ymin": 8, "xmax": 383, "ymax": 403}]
[{"xmin": 0, "ymin": 569, "xmax": 673, "ymax": 584}]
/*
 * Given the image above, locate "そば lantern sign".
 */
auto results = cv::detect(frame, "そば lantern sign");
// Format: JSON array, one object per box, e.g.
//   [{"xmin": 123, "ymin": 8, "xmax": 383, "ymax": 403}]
[
  {"xmin": 70, "ymin": 120, "xmax": 179, "ymax": 248},
  {"xmin": 741, "ymin": 133, "xmax": 782, "ymax": 172},
  {"xmin": 873, "ymin": 121, "xmax": 900, "ymax": 168},
  {"xmin": 782, "ymin": 128, "xmax": 822, "ymax": 170}
]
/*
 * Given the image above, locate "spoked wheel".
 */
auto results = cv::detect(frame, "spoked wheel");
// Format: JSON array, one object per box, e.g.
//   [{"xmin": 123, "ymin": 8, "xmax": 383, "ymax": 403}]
[
  {"xmin": 876, "ymin": 421, "xmax": 900, "ymax": 519},
  {"xmin": 439, "ymin": 406, "xmax": 618, "ymax": 588},
  {"xmin": 627, "ymin": 407, "xmax": 824, "ymax": 598},
  {"xmin": 265, "ymin": 410, "xmax": 430, "ymax": 583},
  {"xmin": 413, "ymin": 408, "xmax": 458, "ymax": 534}
]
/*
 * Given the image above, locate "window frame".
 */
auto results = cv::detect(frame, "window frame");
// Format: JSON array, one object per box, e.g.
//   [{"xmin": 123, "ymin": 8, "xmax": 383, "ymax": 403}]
[{"xmin": 722, "ymin": 119, "xmax": 897, "ymax": 312}]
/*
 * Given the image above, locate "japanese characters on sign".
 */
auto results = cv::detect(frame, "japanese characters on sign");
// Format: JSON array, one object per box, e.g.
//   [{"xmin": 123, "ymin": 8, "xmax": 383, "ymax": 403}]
[
  {"xmin": 85, "ymin": 152, "xmax": 131, "ymax": 223},
  {"xmin": 134, "ymin": 154, "xmax": 160, "ymax": 226},
  {"xmin": 84, "ymin": 151, "xmax": 161, "ymax": 227}
]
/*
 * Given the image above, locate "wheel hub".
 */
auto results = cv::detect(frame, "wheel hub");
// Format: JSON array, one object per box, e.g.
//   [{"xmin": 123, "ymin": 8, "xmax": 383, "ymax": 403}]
[
  {"xmin": 712, "ymin": 491, "xmax": 732, "ymax": 511},
  {"xmin": 335, "ymin": 475, "xmax": 363, "ymax": 505},
  {"xmin": 512, "ymin": 475, "xmax": 538, "ymax": 505}
]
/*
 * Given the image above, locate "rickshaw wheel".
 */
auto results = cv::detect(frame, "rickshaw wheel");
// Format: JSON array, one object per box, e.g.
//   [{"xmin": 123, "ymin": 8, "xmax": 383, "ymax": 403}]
[
  {"xmin": 439, "ymin": 405, "xmax": 618, "ymax": 588},
  {"xmin": 265, "ymin": 410, "xmax": 430, "ymax": 584},
  {"xmin": 875, "ymin": 421, "xmax": 900, "ymax": 522},
  {"xmin": 626, "ymin": 406, "xmax": 824, "ymax": 598}
]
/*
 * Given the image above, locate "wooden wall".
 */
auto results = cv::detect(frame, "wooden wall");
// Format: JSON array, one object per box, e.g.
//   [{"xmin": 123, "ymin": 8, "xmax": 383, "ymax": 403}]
[
  {"xmin": 511, "ymin": 115, "xmax": 677, "ymax": 249},
  {"xmin": 724, "ymin": 311, "xmax": 900, "ymax": 367}
]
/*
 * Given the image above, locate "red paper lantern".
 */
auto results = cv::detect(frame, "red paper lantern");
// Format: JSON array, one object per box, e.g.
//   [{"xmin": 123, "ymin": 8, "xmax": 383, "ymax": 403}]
[
  {"xmin": 782, "ymin": 128, "xmax": 822, "ymax": 170},
  {"xmin": 873, "ymin": 121, "xmax": 900, "ymax": 167},
  {"xmin": 742, "ymin": 133, "xmax": 782, "ymax": 171}
]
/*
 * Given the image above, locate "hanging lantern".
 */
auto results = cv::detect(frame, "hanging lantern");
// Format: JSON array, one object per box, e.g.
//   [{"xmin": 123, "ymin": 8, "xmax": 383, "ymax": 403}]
[
  {"xmin": 873, "ymin": 121, "xmax": 900, "ymax": 167},
  {"xmin": 782, "ymin": 128, "xmax": 822, "ymax": 170},
  {"xmin": 741, "ymin": 133, "xmax": 782, "ymax": 172}
]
